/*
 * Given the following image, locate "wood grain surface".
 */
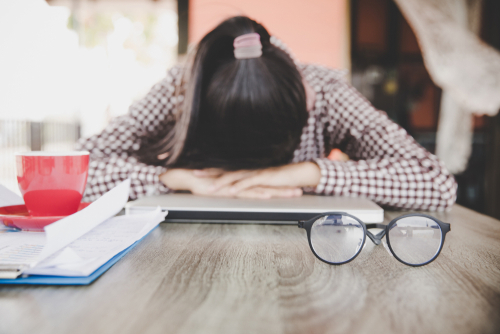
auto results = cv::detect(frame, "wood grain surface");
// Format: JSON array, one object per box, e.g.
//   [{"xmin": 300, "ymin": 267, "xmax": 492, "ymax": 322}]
[{"xmin": 0, "ymin": 205, "xmax": 499, "ymax": 334}]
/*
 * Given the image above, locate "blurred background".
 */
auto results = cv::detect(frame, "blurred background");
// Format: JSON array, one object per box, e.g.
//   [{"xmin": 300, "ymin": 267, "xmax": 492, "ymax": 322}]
[{"xmin": 0, "ymin": 0, "xmax": 499, "ymax": 218}]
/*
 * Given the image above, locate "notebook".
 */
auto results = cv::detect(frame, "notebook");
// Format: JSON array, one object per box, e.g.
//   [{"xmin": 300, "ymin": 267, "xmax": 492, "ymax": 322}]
[
  {"xmin": 126, "ymin": 194, "xmax": 384, "ymax": 224},
  {"xmin": 0, "ymin": 237, "xmax": 140, "ymax": 285}
]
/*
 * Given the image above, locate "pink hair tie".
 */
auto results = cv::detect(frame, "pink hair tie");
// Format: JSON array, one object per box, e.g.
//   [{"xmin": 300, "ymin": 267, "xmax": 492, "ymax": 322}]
[{"xmin": 233, "ymin": 33, "xmax": 262, "ymax": 59}]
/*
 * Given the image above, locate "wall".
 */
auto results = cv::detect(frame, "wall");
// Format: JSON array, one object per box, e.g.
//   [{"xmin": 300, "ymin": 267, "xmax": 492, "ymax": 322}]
[{"xmin": 188, "ymin": 0, "xmax": 349, "ymax": 69}]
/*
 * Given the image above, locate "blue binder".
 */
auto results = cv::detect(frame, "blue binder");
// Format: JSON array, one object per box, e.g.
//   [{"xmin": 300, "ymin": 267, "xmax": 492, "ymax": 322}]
[{"xmin": 0, "ymin": 240, "xmax": 139, "ymax": 286}]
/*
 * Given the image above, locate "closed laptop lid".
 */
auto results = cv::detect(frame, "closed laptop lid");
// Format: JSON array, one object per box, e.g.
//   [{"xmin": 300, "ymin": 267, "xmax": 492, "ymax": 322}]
[{"xmin": 126, "ymin": 194, "xmax": 384, "ymax": 224}]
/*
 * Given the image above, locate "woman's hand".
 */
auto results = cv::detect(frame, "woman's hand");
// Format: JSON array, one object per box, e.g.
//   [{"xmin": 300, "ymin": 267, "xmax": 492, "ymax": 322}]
[
  {"xmin": 194, "ymin": 162, "xmax": 321, "ymax": 196},
  {"xmin": 159, "ymin": 168, "xmax": 304, "ymax": 199}
]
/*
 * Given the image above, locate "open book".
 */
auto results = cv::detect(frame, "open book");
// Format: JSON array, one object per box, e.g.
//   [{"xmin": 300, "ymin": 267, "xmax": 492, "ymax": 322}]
[{"xmin": 0, "ymin": 180, "xmax": 167, "ymax": 280}]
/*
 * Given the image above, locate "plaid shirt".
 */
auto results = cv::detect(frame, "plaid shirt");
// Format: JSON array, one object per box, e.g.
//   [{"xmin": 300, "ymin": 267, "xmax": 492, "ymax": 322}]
[{"xmin": 77, "ymin": 60, "xmax": 457, "ymax": 211}]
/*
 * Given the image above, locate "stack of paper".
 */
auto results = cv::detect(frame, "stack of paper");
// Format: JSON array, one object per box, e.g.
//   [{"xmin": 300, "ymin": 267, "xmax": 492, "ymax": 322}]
[{"xmin": 0, "ymin": 180, "xmax": 167, "ymax": 284}]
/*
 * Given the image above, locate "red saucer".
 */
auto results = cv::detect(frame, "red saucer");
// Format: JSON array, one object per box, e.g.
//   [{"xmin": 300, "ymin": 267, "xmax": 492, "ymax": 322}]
[{"xmin": 0, "ymin": 203, "xmax": 91, "ymax": 232}]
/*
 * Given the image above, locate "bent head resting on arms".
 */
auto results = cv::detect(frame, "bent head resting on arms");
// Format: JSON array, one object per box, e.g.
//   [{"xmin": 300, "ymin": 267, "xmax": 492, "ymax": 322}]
[
  {"xmin": 143, "ymin": 16, "xmax": 320, "ymax": 199},
  {"xmin": 78, "ymin": 16, "xmax": 457, "ymax": 211}
]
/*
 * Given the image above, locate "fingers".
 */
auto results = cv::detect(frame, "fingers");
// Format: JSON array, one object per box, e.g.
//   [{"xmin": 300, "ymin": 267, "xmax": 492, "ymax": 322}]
[
  {"xmin": 227, "ymin": 166, "xmax": 294, "ymax": 194},
  {"xmin": 192, "ymin": 169, "xmax": 257, "ymax": 193},
  {"xmin": 194, "ymin": 164, "xmax": 313, "ymax": 195},
  {"xmin": 190, "ymin": 176, "xmax": 303, "ymax": 199},
  {"xmin": 209, "ymin": 170, "xmax": 257, "ymax": 192},
  {"xmin": 195, "ymin": 163, "xmax": 314, "ymax": 196},
  {"xmin": 229, "ymin": 172, "xmax": 268, "ymax": 195}
]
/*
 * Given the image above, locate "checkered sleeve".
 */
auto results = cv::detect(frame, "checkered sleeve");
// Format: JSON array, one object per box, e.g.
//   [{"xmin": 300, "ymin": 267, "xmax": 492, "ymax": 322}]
[
  {"xmin": 311, "ymin": 78, "xmax": 457, "ymax": 211},
  {"xmin": 76, "ymin": 66, "xmax": 184, "ymax": 202}
]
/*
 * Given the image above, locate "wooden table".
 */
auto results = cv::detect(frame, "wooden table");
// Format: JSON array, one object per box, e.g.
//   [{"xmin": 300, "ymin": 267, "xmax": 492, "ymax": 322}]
[{"xmin": 1, "ymin": 205, "xmax": 499, "ymax": 334}]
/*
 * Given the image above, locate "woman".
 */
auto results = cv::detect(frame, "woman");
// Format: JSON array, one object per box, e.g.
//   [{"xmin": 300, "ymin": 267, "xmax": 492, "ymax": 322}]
[{"xmin": 77, "ymin": 16, "xmax": 457, "ymax": 211}]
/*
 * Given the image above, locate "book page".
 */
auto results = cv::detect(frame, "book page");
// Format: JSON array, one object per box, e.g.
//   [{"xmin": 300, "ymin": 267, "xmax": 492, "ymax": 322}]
[
  {"xmin": 0, "ymin": 231, "xmax": 45, "ymax": 266},
  {"xmin": 36, "ymin": 179, "xmax": 131, "ymax": 263},
  {"xmin": 0, "ymin": 184, "xmax": 24, "ymax": 207},
  {"xmin": 25, "ymin": 207, "xmax": 166, "ymax": 277}
]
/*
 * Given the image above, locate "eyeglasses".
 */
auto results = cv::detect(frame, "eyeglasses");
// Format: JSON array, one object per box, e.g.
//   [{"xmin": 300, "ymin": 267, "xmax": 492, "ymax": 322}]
[{"xmin": 298, "ymin": 212, "xmax": 450, "ymax": 267}]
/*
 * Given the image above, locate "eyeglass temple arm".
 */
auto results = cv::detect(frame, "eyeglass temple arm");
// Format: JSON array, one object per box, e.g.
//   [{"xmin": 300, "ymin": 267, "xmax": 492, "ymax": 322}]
[{"xmin": 365, "ymin": 223, "xmax": 387, "ymax": 245}]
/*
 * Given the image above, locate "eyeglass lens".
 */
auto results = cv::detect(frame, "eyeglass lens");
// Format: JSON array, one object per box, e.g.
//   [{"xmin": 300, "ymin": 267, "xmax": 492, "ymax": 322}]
[
  {"xmin": 310, "ymin": 214, "xmax": 364, "ymax": 263},
  {"xmin": 388, "ymin": 216, "xmax": 442, "ymax": 265}
]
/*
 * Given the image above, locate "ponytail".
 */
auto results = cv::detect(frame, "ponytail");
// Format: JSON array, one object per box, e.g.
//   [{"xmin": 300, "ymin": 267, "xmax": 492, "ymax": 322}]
[{"xmin": 138, "ymin": 16, "xmax": 308, "ymax": 170}]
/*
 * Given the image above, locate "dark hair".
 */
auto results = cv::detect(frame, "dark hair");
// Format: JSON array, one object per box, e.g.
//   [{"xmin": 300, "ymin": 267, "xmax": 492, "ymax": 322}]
[{"xmin": 138, "ymin": 16, "xmax": 308, "ymax": 170}]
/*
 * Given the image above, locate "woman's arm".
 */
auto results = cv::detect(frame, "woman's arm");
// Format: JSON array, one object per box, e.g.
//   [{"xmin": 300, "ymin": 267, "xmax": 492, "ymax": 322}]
[
  {"xmin": 76, "ymin": 66, "xmax": 183, "ymax": 201},
  {"xmin": 197, "ymin": 74, "xmax": 456, "ymax": 211},
  {"xmin": 311, "ymin": 78, "xmax": 457, "ymax": 211}
]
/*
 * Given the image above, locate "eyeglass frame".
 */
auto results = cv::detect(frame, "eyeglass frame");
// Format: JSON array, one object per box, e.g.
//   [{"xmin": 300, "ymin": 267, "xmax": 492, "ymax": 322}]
[{"xmin": 298, "ymin": 212, "xmax": 451, "ymax": 267}]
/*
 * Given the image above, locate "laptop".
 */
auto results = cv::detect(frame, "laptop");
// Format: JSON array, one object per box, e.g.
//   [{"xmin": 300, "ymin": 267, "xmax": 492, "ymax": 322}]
[{"xmin": 126, "ymin": 194, "xmax": 384, "ymax": 224}]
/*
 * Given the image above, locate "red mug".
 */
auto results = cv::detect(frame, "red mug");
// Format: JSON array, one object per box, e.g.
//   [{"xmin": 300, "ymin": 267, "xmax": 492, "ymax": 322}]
[{"xmin": 16, "ymin": 151, "xmax": 90, "ymax": 217}]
